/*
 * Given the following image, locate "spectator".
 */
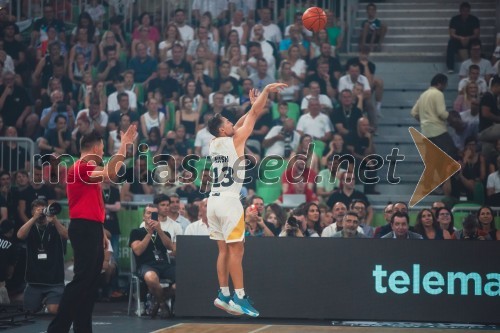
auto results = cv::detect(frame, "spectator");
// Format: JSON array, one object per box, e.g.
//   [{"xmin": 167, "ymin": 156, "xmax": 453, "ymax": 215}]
[
  {"xmin": 17, "ymin": 199, "xmax": 68, "ymax": 314},
  {"xmin": 446, "ymin": 2, "xmax": 480, "ymax": 74},
  {"xmin": 286, "ymin": 44, "xmax": 307, "ymax": 83},
  {"xmin": 167, "ymin": 194, "xmax": 190, "ymax": 232},
  {"xmin": 187, "ymin": 27, "xmax": 218, "ymax": 63},
  {"xmin": 458, "ymin": 64, "xmax": 488, "ymax": 95},
  {"xmin": 322, "ymin": 133, "xmax": 349, "ymax": 168},
  {"xmin": 31, "ymin": 4, "xmax": 66, "ymax": 49},
  {"xmin": 128, "ymin": 42, "xmax": 158, "ymax": 85},
  {"xmin": 102, "ymin": 178, "xmax": 121, "ymax": 266},
  {"xmin": 359, "ymin": 3, "xmax": 387, "ymax": 52},
  {"xmin": 454, "ymin": 214, "xmax": 491, "ymax": 240},
  {"xmin": 264, "ymin": 204, "xmax": 286, "ymax": 236},
  {"xmin": 132, "ymin": 12, "xmax": 161, "ymax": 43},
  {"xmin": 71, "ymin": 12, "xmax": 100, "ymax": 44},
  {"xmin": 296, "ymin": 97, "xmax": 333, "ymax": 143},
  {"xmin": 190, "ymin": 61, "xmax": 214, "ymax": 99},
  {"xmin": 99, "ymin": 31, "xmax": 122, "ymax": 62},
  {"xmin": 39, "ymin": 90, "xmax": 75, "ymax": 134},
  {"xmin": 325, "ymin": 10, "xmax": 343, "ymax": 51},
  {"xmin": 68, "ymin": 27, "xmax": 96, "ymax": 72},
  {"xmin": 262, "ymin": 118, "xmax": 300, "ymax": 158},
  {"xmin": 214, "ymin": 61, "xmax": 240, "ymax": 96},
  {"xmin": 478, "ymin": 76, "xmax": 500, "ymax": 149},
  {"xmin": 278, "ymin": 214, "xmax": 304, "ymax": 238},
  {"xmin": 373, "ymin": 203, "xmax": 394, "ymax": 238},
  {"xmin": 38, "ymin": 115, "xmax": 71, "ymax": 156},
  {"xmin": 17, "ymin": 166, "xmax": 56, "ymax": 226},
  {"xmin": 249, "ymin": 58, "xmax": 275, "ymax": 90},
  {"xmin": 129, "ymin": 204, "xmax": 175, "ymax": 318},
  {"xmin": 250, "ymin": 8, "xmax": 282, "ymax": 45},
  {"xmin": 345, "ymin": 46, "xmax": 384, "ymax": 117},
  {"xmin": 108, "ymin": 76, "xmax": 137, "ymax": 113},
  {"xmin": 280, "ymin": 154, "xmax": 318, "ymax": 203},
  {"xmin": 327, "ymin": 171, "xmax": 373, "ymax": 224},
  {"xmin": 0, "ymin": 172, "xmax": 10, "ymax": 221},
  {"xmin": 220, "ymin": 29, "xmax": 248, "ymax": 63},
  {"xmin": 322, "ymin": 202, "xmax": 354, "ymax": 237},
  {"xmin": 331, "ymin": 89, "xmax": 363, "ymax": 137},
  {"xmin": 2, "ymin": 23, "xmax": 27, "ymax": 73},
  {"xmin": 181, "ymin": 80, "xmax": 205, "ymax": 116},
  {"xmin": 36, "ymin": 26, "xmax": 67, "ymax": 62},
  {"xmin": 316, "ymin": 155, "xmax": 343, "ymax": 203},
  {"xmin": 331, "ymin": 211, "xmax": 366, "ymax": 238},
  {"xmin": 309, "ymin": 42, "xmax": 342, "ymax": 80},
  {"xmin": 159, "ymin": 24, "xmax": 185, "ymax": 63},
  {"xmin": 108, "ymin": 93, "xmax": 140, "ymax": 132},
  {"xmin": 302, "ymin": 202, "xmax": 321, "ymax": 237},
  {"xmin": 350, "ymin": 199, "xmax": 373, "ymax": 237},
  {"xmin": 279, "ymin": 26, "xmax": 308, "ymax": 60},
  {"xmin": 284, "ymin": 11, "xmax": 313, "ymax": 40},
  {"xmin": 309, "ymin": 30, "xmax": 332, "ymax": 60},
  {"xmin": 192, "ymin": 0, "xmax": 228, "ymax": 26},
  {"xmin": 290, "ymin": 134, "xmax": 320, "ymax": 172},
  {"xmin": 97, "ymin": 46, "xmax": 125, "ymax": 88},
  {"xmin": 120, "ymin": 156, "xmax": 154, "ymax": 201},
  {"xmin": 175, "ymin": 96, "xmax": 199, "ymax": 139},
  {"xmin": 436, "ymin": 207, "xmax": 456, "ymax": 238},
  {"xmin": 108, "ymin": 113, "xmax": 136, "ymax": 158},
  {"xmin": 411, "ymin": 74, "xmax": 457, "ymax": 160},
  {"xmin": 276, "ymin": 61, "xmax": 300, "ymax": 103},
  {"xmin": 173, "ymin": 9, "xmax": 194, "ymax": 46},
  {"xmin": 414, "ymin": 208, "xmax": 452, "ymax": 240},
  {"xmin": 33, "ymin": 41, "xmax": 67, "ymax": 90},
  {"xmin": 194, "ymin": 113, "xmax": 215, "ymax": 157},
  {"xmin": 75, "ymin": 98, "xmax": 108, "ymax": 136},
  {"xmin": 200, "ymin": 11, "xmax": 220, "ymax": 44},
  {"xmin": 454, "ymin": 80, "xmax": 480, "ymax": 119},
  {"xmin": 338, "ymin": 63, "xmax": 376, "ymax": 128},
  {"xmin": 224, "ymin": 9, "xmax": 250, "ymax": 42},
  {"xmin": 184, "ymin": 198, "xmax": 209, "ymax": 236},
  {"xmin": 486, "ymin": 155, "xmax": 500, "ymax": 206},
  {"xmin": 244, "ymin": 205, "xmax": 275, "ymax": 237},
  {"xmin": 431, "ymin": 201, "xmax": 446, "ymax": 218},
  {"xmin": 208, "ymin": 78, "xmax": 240, "ymax": 112},
  {"xmin": 301, "ymin": 81, "xmax": 333, "ymax": 114},
  {"xmin": 131, "ymin": 25, "xmax": 157, "ymax": 59},
  {"xmin": 167, "ymin": 44, "xmax": 192, "ymax": 88},
  {"xmin": 381, "ymin": 212, "xmax": 422, "ymax": 239},
  {"xmin": 68, "ymin": 53, "xmax": 90, "ymax": 98},
  {"xmin": 304, "ymin": 60, "xmax": 337, "ymax": 99},
  {"xmin": 246, "ymin": 41, "xmax": 274, "ymax": 79},
  {"xmin": 140, "ymin": 98, "xmax": 165, "ymax": 138},
  {"xmin": 476, "ymin": 206, "xmax": 500, "ymax": 240},
  {"xmin": 0, "ymin": 71, "xmax": 37, "ymax": 138},
  {"xmin": 458, "ymin": 39, "xmax": 496, "ymax": 82}
]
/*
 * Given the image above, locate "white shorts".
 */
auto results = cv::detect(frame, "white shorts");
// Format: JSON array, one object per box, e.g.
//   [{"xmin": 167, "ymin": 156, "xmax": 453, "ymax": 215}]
[{"xmin": 207, "ymin": 194, "xmax": 245, "ymax": 243}]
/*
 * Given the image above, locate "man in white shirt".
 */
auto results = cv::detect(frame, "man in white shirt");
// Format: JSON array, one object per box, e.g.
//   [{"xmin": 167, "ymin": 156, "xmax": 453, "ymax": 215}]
[
  {"xmin": 184, "ymin": 199, "xmax": 210, "ymax": 236},
  {"xmin": 186, "ymin": 26, "xmax": 219, "ymax": 61},
  {"xmin": 250, "ymin": 8, "xmax": 282, "ymax": 45},
  {"xmin": 107, "ymin": 75, "xmax": 137, "ymax": 112},
  {"xmin": 194, "ymin": 113, "xmax": 215, "ymax": 157},
  {"xmin": 301, "ymin": 81, "xmax": 333, "ymax": 113},
  {"xmin": 457, "ymin": 63, "xmax": 488, "ymax": 95},
  {"xmin": 296, "ymin": 97, "xmax": 333, "ymax": 143},
  {"xmin": 459, "ymin": 39, "xmax": 496, "ymax": 82},
  {"xmin": 250, "ymin": 24, "xmax": 274, "ymax": 59},
  {"xmin": 247, "ymin": 42, "xmax": 275, "ymax": 78},
  {"xmin": 167, "ymin": 194, "xmax": 191, "ymax": 231},
  {"xmin": 174, "ymin": 9, "xmax": 194, "ymax": 46},
  {"xmin": 262, "ymin": 118, "xmax": 300, "ymax": 157}
]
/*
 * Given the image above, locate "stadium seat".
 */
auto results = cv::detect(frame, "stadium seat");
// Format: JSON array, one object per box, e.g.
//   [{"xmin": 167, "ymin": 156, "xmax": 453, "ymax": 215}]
[{"xmin": 165, "ymin": 101, "xmax": 176, "ymax": 133}]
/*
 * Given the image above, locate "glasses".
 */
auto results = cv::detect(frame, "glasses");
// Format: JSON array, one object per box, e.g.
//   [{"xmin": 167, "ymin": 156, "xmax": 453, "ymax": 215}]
[{"xmin": 439, "ymin": 212, "xmax": 450, "ymax": 217}]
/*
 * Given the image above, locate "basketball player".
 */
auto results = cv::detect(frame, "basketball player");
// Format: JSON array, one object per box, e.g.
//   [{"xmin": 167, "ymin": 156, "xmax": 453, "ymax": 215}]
[{"xmin": 207, "ymin": 83, "xmax": 287, "ymax": 317}]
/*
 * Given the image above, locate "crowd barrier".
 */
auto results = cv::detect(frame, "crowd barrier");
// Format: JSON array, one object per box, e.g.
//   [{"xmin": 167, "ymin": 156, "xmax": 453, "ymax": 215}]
[{"xmin": 175, "ymin": 236, "xmax": 500, "ymax": 324}]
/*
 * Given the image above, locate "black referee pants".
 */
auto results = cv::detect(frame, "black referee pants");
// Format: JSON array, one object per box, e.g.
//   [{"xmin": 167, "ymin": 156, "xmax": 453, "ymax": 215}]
[{"xmin": 48, "ymin": 219, "xmax": 104, "ymax": 333}]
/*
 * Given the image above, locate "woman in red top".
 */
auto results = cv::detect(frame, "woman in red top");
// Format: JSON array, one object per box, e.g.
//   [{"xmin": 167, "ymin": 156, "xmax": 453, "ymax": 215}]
[{"xmin": 48, "ymin": 125, "xmax": 136, "ymax": 333}]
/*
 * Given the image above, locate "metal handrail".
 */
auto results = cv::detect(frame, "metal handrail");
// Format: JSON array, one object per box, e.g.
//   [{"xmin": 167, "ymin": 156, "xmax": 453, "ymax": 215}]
[{"xmin": 0, "ymin": 137, "xmax": 35, "ymax": 174}]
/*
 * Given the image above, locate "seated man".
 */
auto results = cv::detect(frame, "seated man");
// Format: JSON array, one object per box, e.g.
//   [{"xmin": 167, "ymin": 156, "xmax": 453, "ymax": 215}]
[
  {"xmin": 16, "ymin": 199, "xmax": 68, "ymax": 314},
  {"xmin": 331, "ymin": 211, "xmax": 366, "ymax": 238},
  {"xmin": 359, "ymin": 3, "xmax": 387, "ymax": 52},
  {"xmin": 486, "ymin": 155, "xmax": 500, "ymax": 206},
  {"xmin": 321, "ymin": 202, "xmax": 363, "ymax": 237},
  {"xmin": 458, "ymin": 39, "xmax": 496, "ymax": 82},
  {"xmin": 458, "ymin": 64, "xmax": 488, "ymax": 95},
  {"xmin": 129, "ymin": 204, "xmax": 175, "ymax": 318},
  {"xmin": 300, "ymin": 81, "xmax": 333, "ymax": 114},
  {"xmin": 373, "ymin": 203, "xmax": 394, "ymax": 238},
  {"xmin": 454, "ymin": 214, "xmax": 492, "ymax": 240},
  {"xmin": 350, "ymin": 199, "xmax": 373, "ymax": 237},
  {"xmin": 262, "ymin": 118, "xmax": 300, "ymax": 159},
  {"xmin": 330, "ymin": 89, "xmax": 363, "ymax": 137},
  {"xmin": 381, "ymin": 211, "xmax": 423, "ymax": 239}
]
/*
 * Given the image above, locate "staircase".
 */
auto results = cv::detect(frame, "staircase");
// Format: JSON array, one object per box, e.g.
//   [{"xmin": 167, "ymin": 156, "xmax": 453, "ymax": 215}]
[{"xmin": 349, "ymin": 0, "xmax": 497, "ymax": 59}]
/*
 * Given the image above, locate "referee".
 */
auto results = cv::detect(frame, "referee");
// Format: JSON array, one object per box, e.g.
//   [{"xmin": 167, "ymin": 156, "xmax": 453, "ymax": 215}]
[{"xmin": 48, "ymin": 125, "xmax": 136, "ymax": 333}]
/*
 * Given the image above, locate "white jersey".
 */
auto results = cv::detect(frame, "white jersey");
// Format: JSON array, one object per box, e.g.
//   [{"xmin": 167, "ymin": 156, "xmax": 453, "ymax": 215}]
[{"xmin": 208, "ymin": 137, "xmax": 244, "ymax": 195}]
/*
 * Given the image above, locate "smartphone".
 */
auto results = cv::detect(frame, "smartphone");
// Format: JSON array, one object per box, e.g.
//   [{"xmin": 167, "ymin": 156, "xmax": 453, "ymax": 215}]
[{"xmin": 151, "ymin": 212, "xmax": 159, "ymax": 221}]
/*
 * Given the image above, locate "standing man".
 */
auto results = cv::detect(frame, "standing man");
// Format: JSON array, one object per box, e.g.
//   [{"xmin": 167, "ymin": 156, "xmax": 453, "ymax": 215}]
[
  {"xmin": 411, "ymin": 74, "xmax": 457, "ymax": 160},
  {"xmin": 207, "ymin": 83, "xmax": 286, "ymax": 317},
  {"xmin": 47, "ymin": 125, "xmax": 136, "ymax": 332}
]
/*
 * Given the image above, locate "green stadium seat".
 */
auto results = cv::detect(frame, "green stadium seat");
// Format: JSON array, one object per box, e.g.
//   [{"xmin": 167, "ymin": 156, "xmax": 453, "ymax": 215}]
[{"xmin": 165, "ymin": 101, "xmax": 177, "ymax": 132}]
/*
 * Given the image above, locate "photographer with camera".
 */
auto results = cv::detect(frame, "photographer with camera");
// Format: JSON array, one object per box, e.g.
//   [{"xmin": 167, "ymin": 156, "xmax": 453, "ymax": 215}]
[
  {"xmin": 38, "ymin": 114, "xmax": 71, "ymax": 156},
  {"xmin": 262, "ymin": 118, "xmax": 300, "ymax": 159},
  {"xmin": 16, "ymin": 199, "xmax": 67, "ymax": 314},
  {"xmin": 279, "ymin": 207, "xmax": 306, "ymax": 237},
  {"xmin": 40, "ymin": 90, "xmax": 75, "ymax": 135}
]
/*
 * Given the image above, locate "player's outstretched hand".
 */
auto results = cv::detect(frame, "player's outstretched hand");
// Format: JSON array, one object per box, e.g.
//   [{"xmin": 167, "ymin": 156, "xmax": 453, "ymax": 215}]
[
  {"xmin": 120, "ymin": 124, "xmax": 138, "ymax": 146},
  {"xmin": 265, "ymin": 83, "xmax": 288, "ymax": 93},
  {"xmin": 249, "ymin": 88, "xmax": 260, "ymax": 105}
]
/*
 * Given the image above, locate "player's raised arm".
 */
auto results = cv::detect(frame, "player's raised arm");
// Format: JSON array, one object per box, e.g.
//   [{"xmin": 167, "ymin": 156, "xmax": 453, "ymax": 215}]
[{"xmin": 233, "ymin": 83, "xmax": 287, "ymax": 147}]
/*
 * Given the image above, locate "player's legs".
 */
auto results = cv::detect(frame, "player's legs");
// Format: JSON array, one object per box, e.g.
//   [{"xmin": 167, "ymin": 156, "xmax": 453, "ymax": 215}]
[
  {"xmin": 216, "ymin": 240, "xmax": 229, "ymax": 288},
  {"xmin": 227, "ymin": 241, "xmax": 244, "ymax": 289}
]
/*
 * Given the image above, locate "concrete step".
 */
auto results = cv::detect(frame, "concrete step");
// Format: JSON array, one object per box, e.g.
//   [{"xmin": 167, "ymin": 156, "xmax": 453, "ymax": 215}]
[
  {"xmin": 377, "ymin": 116, "xmax": 419, "ymax": 126},
  {"xmin": 353, "ymin": 26, "xmax": 497, "ymax": 36},
  {"xmin": 355, "ymin": 8, "xmax": 497, "ymax": 19},
  {"xmin": 353, "ymin": 16, "xmax": 496, "ymax": 27},
  {"xmin": 365, "ymin": 193, "xmax": 443, "ymax": 207},
  {"xmin": 350, "ymin": 42, "xmax": 495, "ymax": 54}
]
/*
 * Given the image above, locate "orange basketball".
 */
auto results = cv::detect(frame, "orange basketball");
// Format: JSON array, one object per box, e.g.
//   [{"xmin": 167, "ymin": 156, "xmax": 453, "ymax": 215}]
[{"xmin": 302, "ymin": 7, "xmax": 327, "ymax": 32}]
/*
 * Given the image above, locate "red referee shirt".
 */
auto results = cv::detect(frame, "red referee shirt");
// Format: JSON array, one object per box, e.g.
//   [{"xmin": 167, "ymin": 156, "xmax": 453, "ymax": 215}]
[{"xmin": 67, "ymin": 159, "xmax": 105, "ymax": 223}]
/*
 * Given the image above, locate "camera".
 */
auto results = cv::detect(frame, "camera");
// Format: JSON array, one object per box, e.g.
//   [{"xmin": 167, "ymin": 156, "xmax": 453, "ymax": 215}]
[
  {"xmin": 56, "ymin": 102, "xmax": 66, "ymax": 113},
  {"xmin": 42, "ymin": 202, "xmax": 62, "ymax": 217},
  {"xmin": 286, "ymin": 216, "xmax": 300, "ymax": 237}
]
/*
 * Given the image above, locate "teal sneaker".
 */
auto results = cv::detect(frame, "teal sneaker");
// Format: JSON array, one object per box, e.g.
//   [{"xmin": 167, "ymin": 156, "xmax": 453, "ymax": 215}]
[
  {"xmin": 229, "ymin": 294, "xmax": 259, "ymax": 317},
  {"xmin": 213, "ymin": 290, "xmax": 242, "ymax": 315}
]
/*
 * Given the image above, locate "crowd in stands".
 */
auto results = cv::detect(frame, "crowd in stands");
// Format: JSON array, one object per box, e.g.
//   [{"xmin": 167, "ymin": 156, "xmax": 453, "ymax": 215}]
[{"xmin": 0, "ymin": 0, "xmax": 497, "ymax": 319}]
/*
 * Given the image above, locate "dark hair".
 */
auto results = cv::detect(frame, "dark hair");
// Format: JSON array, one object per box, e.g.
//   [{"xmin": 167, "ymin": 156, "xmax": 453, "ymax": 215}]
[
  {"xmin": 247, "ymin": 41, "xmax": 261, "ymax": 50},
  {"xmin": 414, "ymin": 208, "xmax": 439, "ymax": 236},
  {"xmin": 143, "ymin": 203, "xmax": 158, "ymax": 214},
  {"xmin": 0, "ymin": 171, "xmax": 10, "ymax": 178},
  {"xmin": 139, "ymin": 12, "xmax": 153, "ymax": 25},
  {"xmin": 435, "ymin": 207, "xmax": 454, "ymax": 233},
  {"xmin": 153, "ymin": 194, "xmax": 170, "ymax": 205},
  {"xmin": 80, "ymin": 130, "xmax": 103, "ymax": 152},
  {"xmin": 104, "ymin": 45, "xmax": 117, "ymax": 55},
  {"xmin": 54, "ymin": 114, "xmax": 67, "ymax": 123},
  {"xmin": 77, "ymin": 12, "xmax": 96, "ymax": 42},
  {"xmin": 174, "ymin": 8, "xmax": 185, "ymax": 15},
  {"xmin": 250, "ymin": 195, "xmax": 264, "ymax": 205},
  {"xmin": 469, "ymin": 38, "xmax": 481, "ymax": 51},
  {"xmin": 476, "ymin": 206, "xmax": 496, "ymax": 231},
  {"xmin": 113, "ymin": 75, "xmax": 125, "ymax": 83},
  {"xmin": 350, "ymin": 199, "xmax": 367, "ymax": 210},
  {"xmin": 344, "ymin": 210, "xmax": 359, "ymax": 220},
  {"xmin": 117, "ymin": 92, "xmax": 129, "ymax": 101},
  {"xmin": 390, "ymin": 211, "xmax": 410, "ymax": 225},
  {"xmin": 304, "ymin": 202, "xmax": 321, "ymax": 234},
  {"xmin": 266, "ymin": 203, "xmax": 287, "ymax": 227},
  {"xmin": 207, "ymin": 113, "xmax": 224, "ymax": 137},
  {"xmin": 460, "ymin": 2, "xmax": 471, "ymax": 10},
  {"xmin": 430, "ymin": 73, "xmax": 448, "ymax": 86},
  {"xmin": 31, "ymin": 198, "xmax": 48, "ymax": 210},
  {"xmin": 490, "ymin": 75, "xmax": 500, "ymax": 87},
  {"xmin": 366, "ymin": 2, "xmax": 376, "ymax": 10},
  {"xmin": 468, "ymin": 64, "xmax": 480, "ymax": 72}
]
